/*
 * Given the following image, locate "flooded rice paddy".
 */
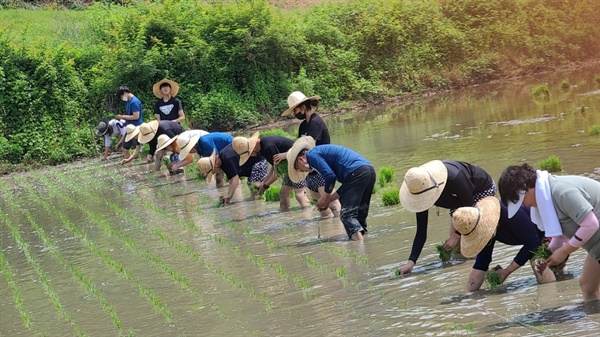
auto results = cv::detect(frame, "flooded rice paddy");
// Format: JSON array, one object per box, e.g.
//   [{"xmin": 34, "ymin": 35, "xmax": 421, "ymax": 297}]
[{"xmin": 1, "ymin": 64, "xmax": 600, "ymax": 336}]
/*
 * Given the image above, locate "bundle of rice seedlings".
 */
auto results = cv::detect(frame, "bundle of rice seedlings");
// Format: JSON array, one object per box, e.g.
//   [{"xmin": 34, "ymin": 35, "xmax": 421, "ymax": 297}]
[
  {"xmin": 264, "ymin": 185, "xmax": 281, "ymax": 202},
  {"xmin": 486, "ymin": 265, "xmax": 503, "ymax": 290},
  {"xmin": 531, "ymin": 243, "xmax": 567, "ymax": 274},
  {"xmin": 211, "ymin": 198, "xmax": 224, "ymax": 208},
  {"xmin": 248, "ymin": 184, "xmax": 259, "ymax": 192},
  {"xmin": 435, "ymin": 243, "xmax": 458, "ymax": 262},
  {"xmin": 162, "ymin": 157, "xmax": 172, "ymax": 171},
  {"xmin": 276, "ymin": 159, "xmax": 288, "ymax": 177}
]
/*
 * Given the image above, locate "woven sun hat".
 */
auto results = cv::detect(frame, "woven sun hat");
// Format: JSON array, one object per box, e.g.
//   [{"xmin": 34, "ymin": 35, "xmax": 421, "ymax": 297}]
[
  {"xmin": 286, "ymin": 136, "xmax": 316, "ymax": 183},
  {"xmin": 96, "ymin": 118, "xmax": 110, "ymax": 136},
  {"xmin": 153, "ymin": 79, "xmax": 180, "ymax": 99},
  {"xmin": 232, "ymin": 132, "xmax": 260, "ymax": 166},
  {"xmin": 281, "ymin": 91, "xmax": 321, "ymax": 116},
  {"xmin": 452, "ymin": 196, "xmax": 501, "ymax": 258},
  {"xmin": 177, "ymin": 130, "xmax": 209, "ymax": 159},
  {"xmin": 124, "ymin": 124, "xmax": 140, "ymax": 142},
  {"xmin": 197, "ymin": 149, "xmax": 216, "ymax": 183},
  {"xmin": 156, "ymin": 134, "xmax": 178, "ymax": 152},
  {"xmin": 399, "ymin": 160, "xmax": 448, "ymax": 212},
  {"xmin": 138, "ymin": 120, "xmax": 159, "ymax": 144}
]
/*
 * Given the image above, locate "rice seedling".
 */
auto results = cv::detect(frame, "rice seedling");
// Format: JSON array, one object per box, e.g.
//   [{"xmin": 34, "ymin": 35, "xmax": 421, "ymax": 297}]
[
  {"xmin": 531, "ymin": 84, "xmax": 551, "ymax": 101},
  {"xmin": 162, "ymin": 157, "xmax": 172, "ymax": 171},
  {"xmin": 259, "ymin": 128, "xmax": 295, "ymax": 139},
  {"xmin": 485, "ymin": 266, "xmax": 503, "ymax": 290},
  {"xmin": 371, "ymin": 183, "xmax": 378, "ymax": 194},
  {"xmin": 378, "ymin": 166, "xmax": 394, "ymax": 187},
  {"xmin": 276, "ymin": 159, "xmax": 289, "ymax": 177},
  {"xmin": 531, "ymin": 243, "xmax": 566, "ymax": 274},
  {"xmin": 435, "ymin": 243, "xmax": 459, "ymax": 262},
  {"xmin": 381, "ymin": 186, "xmax": 400, "ymax": 206},
  {"xmin": 264, "ymin": 185, "xmax": 281, "ymax": 202},
  {"xmin": 538, "ymin": 155, "xmax": 562, "ymax": 172},
  {"xmin": 588, "ymin": 125, "xmax": 600, "ymax": 135}
]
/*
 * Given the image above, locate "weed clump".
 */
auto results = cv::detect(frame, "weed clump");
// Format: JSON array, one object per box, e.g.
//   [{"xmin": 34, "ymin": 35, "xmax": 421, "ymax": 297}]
[
  {"xmin": 538, "ymin": 155, "xmax": 562, "ymax": 172},
  {"xmin": 531, "ymin": 84, "xmax": 550, "ymax": 101},
  {"xmin": 259, "ymin": 129, "xmax": 295, "ymax": 139},
  {"xmin": 588, "ymin": 125, "xmax": 600, "ymax": 136},
  {"xmin": 378, "ymin": 166, "xmax": 395, "ymax": 187},
  {"xmin": 381, "ymin": 187, "xmax": 400, "ymax": 206},
  {"xmin": 560, "ymin": 80, "xmax": 571, "ymax": 89}
]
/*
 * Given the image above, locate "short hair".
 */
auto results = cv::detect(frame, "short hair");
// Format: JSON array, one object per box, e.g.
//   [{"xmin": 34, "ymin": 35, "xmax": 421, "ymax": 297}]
[
  {"xmin": 293, "ymin": 148, "xmax": 309, "ymax": 170},
  {"xmin": 115, "ymin": 86, "xmax": 131, "ymax": 97},
  {"xmin": 498, "ymin": 163, "xmax": 537, "ymax": 205},
  {"xmin": 159, "ymin": 82, "xmax": 171, "ymax": 89}
]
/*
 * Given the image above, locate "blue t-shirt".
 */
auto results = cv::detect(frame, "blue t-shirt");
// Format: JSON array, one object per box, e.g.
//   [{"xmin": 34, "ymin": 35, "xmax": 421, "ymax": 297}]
[
  {"xmin": 306, "ymin": 144, "xmax": 372, "ymax": 193},
  {"xmin": 197, "ymin": 132, "xmax": 234, "ymax": 157},
  {"xmin": 473, "ymin": 202, "xmax": 545, "ymax": 271},
  {"xmin": 126, "ymin": 96, "xmax": 143, "ymax": 126}
]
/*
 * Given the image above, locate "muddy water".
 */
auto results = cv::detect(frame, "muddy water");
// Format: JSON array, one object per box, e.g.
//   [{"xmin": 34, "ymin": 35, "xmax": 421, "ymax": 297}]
[{"xmin": 1, "ymin": 64, "xmax": 600, "ymax": 336}]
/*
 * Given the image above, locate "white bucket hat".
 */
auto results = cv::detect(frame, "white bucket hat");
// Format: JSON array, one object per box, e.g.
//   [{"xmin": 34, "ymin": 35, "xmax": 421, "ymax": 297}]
[
  {"xmin": 281, "ymin": 91, "xmax": 320, "ymax": 116},
  {"xmin": 399, "ymin": 160, "xmax": 448, "ymax": 212}
]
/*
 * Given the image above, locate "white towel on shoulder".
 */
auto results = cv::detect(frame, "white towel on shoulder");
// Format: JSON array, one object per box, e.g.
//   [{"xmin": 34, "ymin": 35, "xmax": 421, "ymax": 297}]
[{"xmin": 530, "ymin": 170, "xmax": 563, "ymax": 237}]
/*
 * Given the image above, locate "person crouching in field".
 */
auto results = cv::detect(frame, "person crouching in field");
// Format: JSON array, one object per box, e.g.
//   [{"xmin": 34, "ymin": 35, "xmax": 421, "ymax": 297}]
[
  {"xmin": 452, "ymin": 196, "xmax": 556, "ymax": 291},
  {"xmin": 197, "ymin": 143, "xmax": 268, "ymax": 205},
  {"xmin": 287, "ymin": 136, "xmax": 375, "ymax": 241},
  {"xmin": 152, "ymin": 130, "xmax": 209, "ymax": 175},
  {"xmin": 499, "ymin": 163, "xmax": 600, "ymax": 302},
  {"xmin": 232, "ymin": 132, "xmax": 311, "ymax": 211},
  {"xmin": 96, "ymin": 118, "xmax": 126, "ymax": 161}
]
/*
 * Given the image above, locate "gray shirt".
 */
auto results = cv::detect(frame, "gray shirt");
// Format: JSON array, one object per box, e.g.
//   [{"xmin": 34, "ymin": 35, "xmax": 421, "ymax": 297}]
[{"xmin": 549, "ymin": 175, "xmax": 600, "ymax": 259}]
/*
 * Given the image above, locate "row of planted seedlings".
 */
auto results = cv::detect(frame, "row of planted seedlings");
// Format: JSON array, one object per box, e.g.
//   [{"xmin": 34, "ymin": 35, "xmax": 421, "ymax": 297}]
[
  {"xmin": 98, "ymin": 164, "xmax": 412, "ymax": 323},
  {"xmin": 0, "ymin": 181, "xmax": 96, "ymax": 336},
  {"xmin": 84, "ymin": 162, "xmax": 385, "ymax": 329},
  {"xmin": 24, "ymin": 170, "xmax": 251, "ymax": 329},
  {"xmin": 8, "ymin": 174, "xmax": 176, "ymax": 333},
  {"xmin": 0, "ymin": 181, "xmax": 133, "ymax": 335},
  {"xmin": 43, "ymin": 166, "xmax": 296, "ymax": 320}
]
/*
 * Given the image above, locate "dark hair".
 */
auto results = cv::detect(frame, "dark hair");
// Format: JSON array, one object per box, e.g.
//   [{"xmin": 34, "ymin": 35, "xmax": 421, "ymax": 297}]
[
  {"xmin": 299, "ymin": 99, "xmax": 319, "ymax": 111},
  {"xmin": 159, "ymin": 82, "xmax": 171, "ymax": 89},
  {"xmin": 293, "ymin": 148, "xmax": 309, "ymax": 170},
  {"xmin": 498, "ymin": 163, "xmax": 537, "ymax": 205},
  {"xmin": 115, "ymin": 86, "xmax": 131, "ymax": 97}
]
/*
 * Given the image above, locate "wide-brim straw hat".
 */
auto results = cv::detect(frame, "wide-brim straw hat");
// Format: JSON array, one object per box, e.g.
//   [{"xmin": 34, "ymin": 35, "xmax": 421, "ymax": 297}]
[
  {"xmin": 399, "ymin": 160, "xmax": 448, "ymax": 212},
  {"xmin": 178, "ymin": 130, "xmax": 209, "ymax": 159},
  {"xmin": 281, "ymin": 91, "xmax": 321, "ymax": 116},
  {"xmin": 96, "ymin": 118, "xmax": 110, "ymax": 136},
  {"xmin": 138, "ymin": 120, "xmax": 159, "ymax": 144},
  {"xmin": 286, "ymin": 136, "xmax": 316, "ymax": 183},
  {"xmin": 153, "ymin": 79, "xmax": 180, "ymax": 99},
  {"xmin": 156, "ymin": 134, "xmax": 177, "ymax": 152},
  {"xmin": 452, "ymin": 196, "xmax": 501, "ymax": 258},
  {"xmin": 232, "ymin": 132, "xmax": 259, "ymax": 166},
  {"xmin": 124, "ymin": 124, "xmax": 140, "ymax": 142},
  {"xmin": 197, "ymin": 149, "xmax": 216, "ymax": 183}
]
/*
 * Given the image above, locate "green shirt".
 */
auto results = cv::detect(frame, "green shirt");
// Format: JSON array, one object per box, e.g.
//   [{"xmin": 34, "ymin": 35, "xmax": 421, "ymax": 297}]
[{"xmin": 549, "ymin": 175, "xmax": 600, "ymax": 259}]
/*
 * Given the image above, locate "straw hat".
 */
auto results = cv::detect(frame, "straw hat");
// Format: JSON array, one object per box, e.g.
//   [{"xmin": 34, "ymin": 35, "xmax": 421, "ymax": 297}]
[
  {"xmin": 281, "ymin": 91, "xmax": 321, "ymax": 116},
  {"xmin": 452, "ymin": 196, "xmax": 501, "ymax": 258},
  {"xmin": 286, "ymin": 136, "xmax": 316, "ymax": 183},
  {"xmin": 232, "ymin": 132, "xmax": 259, "ymax": 165},
  {"xmin": 177, "ymin": 130, "xmax": 209, "ymax": 159},
  {"xmin": 124, "ymin": 124, "xmax": 140, "ymax": 142},
  {"xmin": 153, "ymin": 79, "xmax": 179, "ymax": 99},
  {"xmin": 156, "ymin": 134, "xmax": 177, "ymax": 152},
  {"xmin": 399, "ymin": 160, "xmax": 448, "ymax": 212},
  {"xmin": 138, "ymin": 120, "xmax": 159, "ymax": 144},
  {"xmin": 197, "ymin": 149, "xmax": 216, "ymax": 183},
  {"xmin": 96, "ymin": 118, "xmax": 110, "ymax": 136}
]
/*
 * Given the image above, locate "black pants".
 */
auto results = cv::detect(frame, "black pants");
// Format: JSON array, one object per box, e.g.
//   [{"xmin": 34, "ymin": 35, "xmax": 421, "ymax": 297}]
[{"xmin": 337, "ymin": 165, "xmax": 376, "ymax": 238}]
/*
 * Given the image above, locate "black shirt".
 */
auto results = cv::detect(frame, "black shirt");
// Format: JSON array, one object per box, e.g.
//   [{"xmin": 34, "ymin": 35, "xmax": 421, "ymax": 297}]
[
  {"xmin": 298, "ymin": 114, "xmax": 330, "ymax": 145},
  {"xmin": 219, "ymin": 144, "xmax": 265, "ymax": 180},
  {"xmin": 148, "ymin": 120, "xmax": 185, "ymax": 156},
  {"xmin": 154, "ymin": 97, "xmax": 183, "ymax": 122},
  {"xmin": 409, "ymin": 160, "xmax": 495, "ymax": 263},
  {"xmin": 258, "ymin": 136, "xmax": 294, "ymax": 165}
]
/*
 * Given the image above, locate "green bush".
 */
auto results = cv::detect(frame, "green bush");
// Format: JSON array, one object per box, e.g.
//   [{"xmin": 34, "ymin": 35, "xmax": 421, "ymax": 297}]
[
  {"xmin": 259, "ymin": 128, "xmax": 295, "ymax": 139},
  {"xmin": 378, "ymin": 166, "xmax": 394, "ymax": 187},
  {"xmin": 560, "ymin": 80, "xmax": 571, "ymax": 89},
  {"xmin": 538, "ymin": 155, "xmax": 562, "ymax": 172},
  {"xmin": 531, "ymin": 84, "xmax": 550, "ymax": 101},
  {"xmin": 381, "ymin": 186, "xmax": 400, "ymax": 206},
  {"xmin": 588, "ymin": 125, "xmax": 600, "ymax": 135}
]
